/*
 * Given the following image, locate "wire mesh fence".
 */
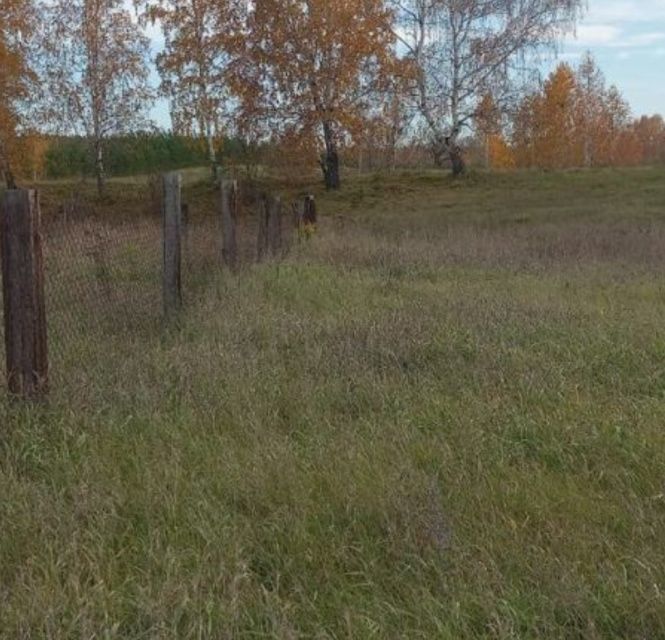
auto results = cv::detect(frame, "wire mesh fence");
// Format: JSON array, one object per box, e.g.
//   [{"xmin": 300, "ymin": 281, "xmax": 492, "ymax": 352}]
[
  {"xmin": 1, "ymin": 176, "xmax": 315, "ymax": 396},
  {"xmin": 43, "ymin": 215, "xmax": 163, "ymax": 357}
]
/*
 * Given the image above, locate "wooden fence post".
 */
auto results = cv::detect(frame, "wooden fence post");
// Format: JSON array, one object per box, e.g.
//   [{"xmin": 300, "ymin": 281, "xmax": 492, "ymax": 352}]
[
  {"xmin": 292, "ymin": 201, "xmax": 303, "ymax": 232},
  {"xmin": 181, "ymin": 202, "xmax": 190, "ymax": 256},
  {"xmin": 1, "ymin": 189, "xmax": 49, "ymax": 399},
  {"xmin": 268, "ymin": 196, "xmax": 283, "ymax": 257},
  {"xmin": 258, "ymin": 195, "xmax": 283, "ymax": 261},
  {"xmin": 303, "ymin": 195, "xmax": 317, "ymax": 227},
  {"xmin": 293, "ymin": 195, "xmax": 317, "ymax": 241},
  {"xmin": 162, "ymin": 172, "xmax": 182, "ymax": 319},
  {"xmin": 220, "ymin": 180, "xmax": 238, "ymax": 270},
  {"xmin": 257, "ymin": 194, "xmax": 270, "ymax": 262}
]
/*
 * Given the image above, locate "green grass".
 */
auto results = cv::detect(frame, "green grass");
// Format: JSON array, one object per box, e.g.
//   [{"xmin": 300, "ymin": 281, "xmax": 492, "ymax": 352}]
[{"xmin": 2, "ymin": 167, "xmax": 665, "ymax": 638}]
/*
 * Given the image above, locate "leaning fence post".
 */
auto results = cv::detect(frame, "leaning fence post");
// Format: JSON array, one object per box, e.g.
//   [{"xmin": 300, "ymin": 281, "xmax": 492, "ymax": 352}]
[
  {"xmin": 162, "ymin": 172, "xmax": 182, "ymax": 319},
  {"xmin": 1, "ymin": 189, "xmax": 49, "ymax": 399},
  {"xmin": 220, "ymin": 179, "xmax": 238, "ymax": 270}
]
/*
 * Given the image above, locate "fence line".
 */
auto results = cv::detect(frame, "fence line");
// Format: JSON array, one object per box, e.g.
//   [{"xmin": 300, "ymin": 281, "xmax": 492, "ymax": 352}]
[{"xmin": 0, "ymin": 174, "xmax": 317, "ymax": 399}]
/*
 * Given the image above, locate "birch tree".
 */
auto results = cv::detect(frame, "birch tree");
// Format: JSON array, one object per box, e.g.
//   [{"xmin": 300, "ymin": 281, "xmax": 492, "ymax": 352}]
[
  {"xmin": 233, "ymin": 0, "xmax": 397, "ymax": 189},
  {"xmin": 40, "ymin": 0, "xmax": 153, "ymax": 196},
  {"xmin": 392, "ymin": 0, "xmax": 584, "ymax": 175},
  {"xmin": 138, "ymin": 0, "xmax": 244, "ymax": 178}
]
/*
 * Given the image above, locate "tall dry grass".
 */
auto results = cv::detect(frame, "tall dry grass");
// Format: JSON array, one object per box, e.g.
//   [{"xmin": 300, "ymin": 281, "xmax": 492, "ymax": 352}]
[{"xmin": 2, "ymin": 167, "xmax": 665, "ymax": 638}]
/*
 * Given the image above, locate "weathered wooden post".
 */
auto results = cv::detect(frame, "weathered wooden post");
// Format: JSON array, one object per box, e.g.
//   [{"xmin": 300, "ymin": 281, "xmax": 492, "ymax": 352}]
[
  {"xmin": 181, "ymin": 202, "xmax": 190, "ymax": 256},
  {"xmin": 293, "ymin": 195, "xmax": 317, "ymax": 242},
  {"xmin": 257, "ymin": 194, "xmax": 270, "ymax": 262},
  {"xmin": 220, "ymin": 179, "xmax": 238, "ymax": 270},
  {"xmin": 162, "ymin": 172, "xmax": 182, "ymax": 319},
  {"xmin": 268, "ymin": 196, "xmax": 283, "ymax": 257},
  {"xmin": 292, "ymin": 201, "xmax": 303, "ymax": 232},
  {"xmin": 303, "ymin": 195, "xmax": 317, "ymax": 228},
  {"xmin": 1, "ymin": 189, "xmax": 49, "ymax": 399}
]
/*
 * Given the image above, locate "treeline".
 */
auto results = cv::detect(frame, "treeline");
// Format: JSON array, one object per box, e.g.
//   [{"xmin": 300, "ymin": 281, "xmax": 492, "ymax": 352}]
[
  {"xmin": 47, "ymin": 133, "xmax": 210, "ymax": 178},
  {"xmin": 479, "ymin": 54, "xmax": 665, "ymax": 171},
  {"xmin": 3, "ymin": 0, "xmax": 663, "ymax": 193},
  {"xmin": 11, "ymin": 133, "xmax": 250, "ymax": 180},
  {"xmin": 1, "ymin": 0, "xmax": 590, "ymax": 194}
]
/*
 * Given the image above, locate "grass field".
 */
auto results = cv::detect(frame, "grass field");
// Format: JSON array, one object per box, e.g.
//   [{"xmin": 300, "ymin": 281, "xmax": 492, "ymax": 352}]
[{"xmin": 2, "ymin": 167, "xmax": 665, "ymax": 638}]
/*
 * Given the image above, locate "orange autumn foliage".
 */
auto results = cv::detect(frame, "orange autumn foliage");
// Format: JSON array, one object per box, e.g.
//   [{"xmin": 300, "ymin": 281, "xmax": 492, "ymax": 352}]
[
  {"xmin": 475, "ymin": 94, "xmax": 515, "ymax": 169},
  {"xmin": 512, "ymin": 56, "xmax": 636, "ymax": 169},
  {"xmin": 12, "ymin": 133, "xmax": 51, "ymax": 180},
  {"xmin": 231, "ymin": 0, "xmax": 398, "ymax": 187},
  {"xmin": 487, "ymin": 134, "xmax": 515, "ymax": 170},
  {"xmin": 632, "ymin": 115, "xmax": 665, "ymax": 165},
  {"xmin": 513, "ymin": 64, "xmax": 581, "ymax": 169},
  {"xmin": 0, "ymin": 0, "xmax": 35, "ymax": 184}
]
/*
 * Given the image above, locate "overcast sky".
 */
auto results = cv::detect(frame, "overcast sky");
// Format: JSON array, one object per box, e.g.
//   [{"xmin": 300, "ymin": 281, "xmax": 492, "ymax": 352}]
[{"xmin": 148, "ymin": 0, "xmax": 665, "ymax": 127}]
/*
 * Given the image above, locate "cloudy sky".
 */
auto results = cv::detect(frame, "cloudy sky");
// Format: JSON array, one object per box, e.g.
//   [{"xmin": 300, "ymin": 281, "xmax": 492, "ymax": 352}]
[{"xmin": 554, "ymin": 0, "xmax": 665, "ymax": 116}]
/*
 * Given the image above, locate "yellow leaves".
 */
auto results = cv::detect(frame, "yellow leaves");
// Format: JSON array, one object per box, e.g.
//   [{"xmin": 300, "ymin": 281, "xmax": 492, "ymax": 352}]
[
  {"xmin": 0, "ymin": 0, "xmax": 32, "ymax": 107},
  {"xmin": 512, "ymin": 58, "xmax": 635, "ymax": 169},
  {"xmin": 9, "ymin": 133, "xmax": 51, "ymax": 180},
  {"xmin": 487, "ymin": 134, "xmax": 515, "ymax": 170},
  {"xmin": 0, "ymin": 0, "xmax": 35, "ymax": 178},
  {"xmin": 633, "ymin": 115, "xmax": 665, "ymax": 164},
  {"xmin": 235, "ymin": 0, "xmax": 396, "ymax": 149},
  {"xmin": 492, "ymin": 54, "xmax": 665, "ymax": 170},
  {"xmin": 529, "ymin": 64, "xmax": 581, "ymax": 169}
]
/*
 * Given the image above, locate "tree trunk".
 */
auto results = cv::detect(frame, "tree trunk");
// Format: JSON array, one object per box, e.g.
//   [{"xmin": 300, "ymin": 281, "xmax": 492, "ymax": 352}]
[
  {"xmin": 320, "ymin": 121, "xmax": 341, "ymax": 190},
  {"xmin": 2, "ymin": 166, "xmax": 18, "ymax": 190},
  {"xmin": 206, "ymin": 127, "xmax": 219, "ymax": 181},
  {"xmin": 448, "ymin": 141, "xmax": 466, "ymax": 177},
  {"xmin": 432, "ymin": 144, "xmax": 446, "ymax": 168},
  {"xmin": 432, "ymin": 135, "xmax": 466, "ymax": 177},
  {"xmin": 0, "ymin": 142, "xmax": 17, "ymax": 189},
  {"xmin": 95, "ymin": 138, "xmax": 105, "ymax": 198}
]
